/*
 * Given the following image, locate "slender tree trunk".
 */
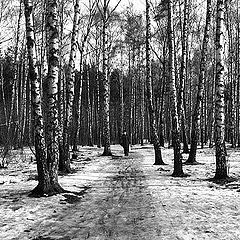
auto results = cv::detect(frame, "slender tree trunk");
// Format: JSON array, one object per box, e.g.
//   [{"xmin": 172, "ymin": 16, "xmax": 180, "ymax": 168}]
[
  {"xmin": 18, "ymin": 49, "xmax": 27, "ymax": 149},
  {"xmin": 58, "ymin": 0, "xmax": 65, "ymax": 171},
  {"xmin": 20, "ymin": 56, "xmax": 27, "ymax": 147},
  {"xmin": 60, "ymin": 0, "xmax": 80, "ymax": 172},
  {"xmin": 96, "ymin": 66, "xmax": 102, "ymax": 148},
  {"xmin": 119, "ymin": 67, "xmax": 124, "ymax": 143},
  {"xmin": 87, "ymin": 64, "xmax": 93, "ymax": 146},
  {"xmin": 72, "ymin": 50, "xmax": 84, "ymax": 152},
  {"xmin": 45, "ymin": 0, "xmax": 64, "ymax": 192},
  {"xmin": 179, "ymin": 0, "xmax": 189, "ymax": 153},
  {"xmin": 140, "ymin": 62, "xmax": 145, "ymax": 146},
  {"xmin": 129, "ymin": 48, "xmax": 136, "ymax": 145},
  {"xmin": 159, "ymin": 41, "xmax": 167, "ymax": 147},
  {"xmin": 236, "ymin": 4, "xmax": 240, "ymax": 147},
  {"xmin": 186, "ymin": 0, "xmax": 212, "ymax": 164},
  {"xmin": 4, "ymin": 0, "xmax": 23, "ymax": 156},
  {"xmin": 0, "ymin": 62, "xmax": 7, "ymax": 167},
  {"xmin": 102, "ymin": 0, "xmax": 112, "ymax": 156},
  {"xmin": 214, "ymin": 0, "xmax": 228, "ymax": 180},
  {"xmin": 209, "ymin": 50, "xmax": 216, "ymax": 148},
  {"xmin": 24, "ymin": 0, "xmax": 54, "ymax": 196},
  {"xmin": 225, "ymin": 1, "xmax": 236, "ymax": 148},
  {"xmin": 146, "ymin": 0, "xmax": 165, "ymax": 165},
  {"xmin": 168, "ymin": 0, "xmax": 185, "ymax": 176},
  {"xmin": 25, "ymin": 66, "xmax": 32, "ymax": 146},
  {"xmin": 0, "ymin": 63, "xmax": 7, "ymax": 126}
]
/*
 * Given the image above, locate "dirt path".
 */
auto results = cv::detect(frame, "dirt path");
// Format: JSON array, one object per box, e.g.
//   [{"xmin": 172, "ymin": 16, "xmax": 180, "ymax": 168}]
[
  {"xmin": 22, "ymin": 148, "xmax": 159, "ymax": 240},
  {"xmin": 1, "ymin": 145, "xmax": 240, "ymax": 240}
]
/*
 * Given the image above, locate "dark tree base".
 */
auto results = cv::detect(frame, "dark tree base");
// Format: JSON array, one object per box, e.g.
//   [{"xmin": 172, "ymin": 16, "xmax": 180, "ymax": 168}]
[
  {"xmin": 29, "ymin": 182, "xmax": 66, "ymax": 198},
  {"xmin": 208, "ymin": 176, "xmax": 234, "ymax": 184},
  {"xmin": 153, "ymin": 162, "xmax": 168, "ymax": 166},
  {"xmin": 102, "ymin": 152, "xmax": 112, "ymax": 156},
  {"xmin": 183, "ymin": 161, "xmax": 203, "ymax": 165},
  {"xmin": 153, "ymin": 147, "xmax": 166, "ymax": 165},
  {"xmin": 102, "ymin": 146, "xmax": 112, "ymax": 156},
  {"xmin": 59, "ymin": 166, "xmax": 72, "ymax": 174},
  {"xmin": 184, "ymin": 154, "xmax": 202, "ymax": 165},
  {"xmin": 213, "ymin": 175, "xmax": 230, "ymax": 181},
  {"xmin": 172, "ymin": 172, "xmax": 190, "ymax": 177}
]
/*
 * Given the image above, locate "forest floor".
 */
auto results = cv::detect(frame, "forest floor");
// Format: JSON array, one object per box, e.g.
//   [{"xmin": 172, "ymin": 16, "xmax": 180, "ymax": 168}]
[{"xmin": 1, "ymin": 144, "xmax": 240, "ymax": 240}]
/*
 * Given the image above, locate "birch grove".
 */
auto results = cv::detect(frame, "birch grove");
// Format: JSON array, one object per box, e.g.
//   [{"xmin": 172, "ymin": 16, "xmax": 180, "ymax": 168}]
[{"xmin": 1, "ymin": 0, "xmax": 239, "ymax": 186}]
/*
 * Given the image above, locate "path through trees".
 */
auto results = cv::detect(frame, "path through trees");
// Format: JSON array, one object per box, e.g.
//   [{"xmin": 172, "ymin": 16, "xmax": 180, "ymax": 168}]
[{"xmin": 1, "ymin": 145, "xmax": 240, "ymax": 239}]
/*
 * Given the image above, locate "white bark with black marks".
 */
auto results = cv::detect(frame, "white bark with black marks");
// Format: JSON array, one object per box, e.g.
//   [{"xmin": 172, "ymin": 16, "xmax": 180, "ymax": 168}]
[
  {"xmin": 214, "ymin": 0, "xmax": 228, "ymax": 179},
  {"xmin": 24, "ymin": 0, "xmax": 51, "ymax": 196},
  {"xmin": 168, "ymin": 0, "xmax": 185, "ymax": 176}
]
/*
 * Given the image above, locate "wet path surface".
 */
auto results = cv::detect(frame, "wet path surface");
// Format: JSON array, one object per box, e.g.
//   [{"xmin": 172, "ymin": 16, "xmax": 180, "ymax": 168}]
[{"xmin": 25, "ymin": 148, "xmax": 159, "ymax": 240}]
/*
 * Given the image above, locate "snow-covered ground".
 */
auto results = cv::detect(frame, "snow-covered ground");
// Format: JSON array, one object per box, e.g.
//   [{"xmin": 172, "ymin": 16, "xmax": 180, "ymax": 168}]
[{"xmin": 1, "ymin": 144, "xmax": 240, "ymax": 240}]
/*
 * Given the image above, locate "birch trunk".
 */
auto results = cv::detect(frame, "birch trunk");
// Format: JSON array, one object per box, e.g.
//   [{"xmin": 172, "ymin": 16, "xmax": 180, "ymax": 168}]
[
  {"xmin": 58, "ymin": 0, "xmax": 65, "ymax": 172},
  {"xmin": 60, "ymin": 0, "xmax": 80, "ymax": 172},
  {"xmin": 45, "ymin": 0, "xmax": 64, "ymax": 192},
  {"xmin": 146, "ymin": 0, "xmax": 165, "ymax": 165},
  {"xmin": 72, "ymin": 50, "xmax": 84, "ymax": 152},
  {"xmin": 24, "ymin": 0, "xmax": 52, "ymax": 196},
  {"xmin": 168, "ymin": 0, "xmax": 185, "ymax": 176},
  {"xmin": 102, "ymin": 0, "xmax": 112, "ymax": 156},
  {"xmin": 87, "ymin": 64, "xmax": 93, "ymax": 146},
  {"xmin": 214, "ymin": 0, "xmax": 228, "ymax": 179},
  {"xmin": 179, "ymin": 0, "xmax": 189, "ymax": 153},
  {"xmin": 186, "ymin": 0, "xmax": 212, "ymax": 164},
  {"xmin": 4, "ymin": 0, "xmax": 22, "ymax": 156}
]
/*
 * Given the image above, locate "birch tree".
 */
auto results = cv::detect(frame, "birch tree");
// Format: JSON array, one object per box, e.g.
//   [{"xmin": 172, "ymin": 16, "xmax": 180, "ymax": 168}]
[
  {"xmin": 167, "ymin": 0, "xmax": 186, "ymax": 177},
  {"xmin": 24, "ymin": 0, "xmax": 62, "ymax": 196},
  {"xmin": 59, "ymin": 0, "xmax": 80, "ymax": 173},
  {"xmin": 186, "ymin": 0, "xmax": 212, "ymax": 164},
  {"xmin": 214, "ymin": 0, "xmax": 228, "ymax": 179},
  {"xmin": 178, "ymin": 0, "xmax": 189, "ymax": 154},
  {"xmin": 45, "ymin": 0, "xmax": 64, "ymax": 192},
  {"xmin": 72, "ymin": 1, "xmax": 98, "ymax": 152},
  {"xmin": 101, "ymin": 0, "xmax": 112, "ymax": 155},
  {"xmin": 146, "ymin": 0, "xmax": 165, "ymax": 165}
]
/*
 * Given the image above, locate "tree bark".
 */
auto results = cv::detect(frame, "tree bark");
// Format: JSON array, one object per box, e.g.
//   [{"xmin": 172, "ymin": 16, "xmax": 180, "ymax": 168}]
[
  {"xmin": 214, "ymin": 0, "xmax": 228, "ymax": 180},
  {"xmin": 58, "ymin": 0, "xmax": 65, "ymax": 172},
  {"xmin": 186, "ymin": 0, "xmax": 212, "ymax": 164},
  {"xmin": 146, "ymin": 0, "xmax": 165, "ymax": 165},
  {"xmin": 45, "ymin": 0, "xmax": 65, "ymax": 192},
  {"xmin": 24, "ymin": 0, "xmax": 62, "ymax": 196},
  {"xmin": 168, "ymin": 0, "xmax": 185, "ymax": 176},
  {"xmin": 102, "ymin": 0, "xmax": 112, "ymax": 156},
  {"xmin": 60, "ymin": 0, "xmax": 80, "ymax": 172},
  {"xmin": 178, "ymin": 0, "xmax": 189, "ymax": 154}
]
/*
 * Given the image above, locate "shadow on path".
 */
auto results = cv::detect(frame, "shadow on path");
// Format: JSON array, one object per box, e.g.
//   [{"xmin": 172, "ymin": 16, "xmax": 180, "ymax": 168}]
[{"xmin": 26, "ymin": 149, "xmax": 158, "ymax": 240}]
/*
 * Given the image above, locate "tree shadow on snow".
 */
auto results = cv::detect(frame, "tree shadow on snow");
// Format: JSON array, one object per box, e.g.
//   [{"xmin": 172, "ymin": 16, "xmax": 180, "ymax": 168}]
[
  {"xmin": 32, "ymin": 236, "xmax": 71, "ymax": 240},
  {"xmin": 1, "ymin": 189, "xmax": 30, "ymax": 202},
  {"xmin": 60, "ymin": 185, "xmax": 91, "ymax": 204},
  {"xmin": 206, "ymin": 177, "xmax": 240, "ymax": 191}
]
